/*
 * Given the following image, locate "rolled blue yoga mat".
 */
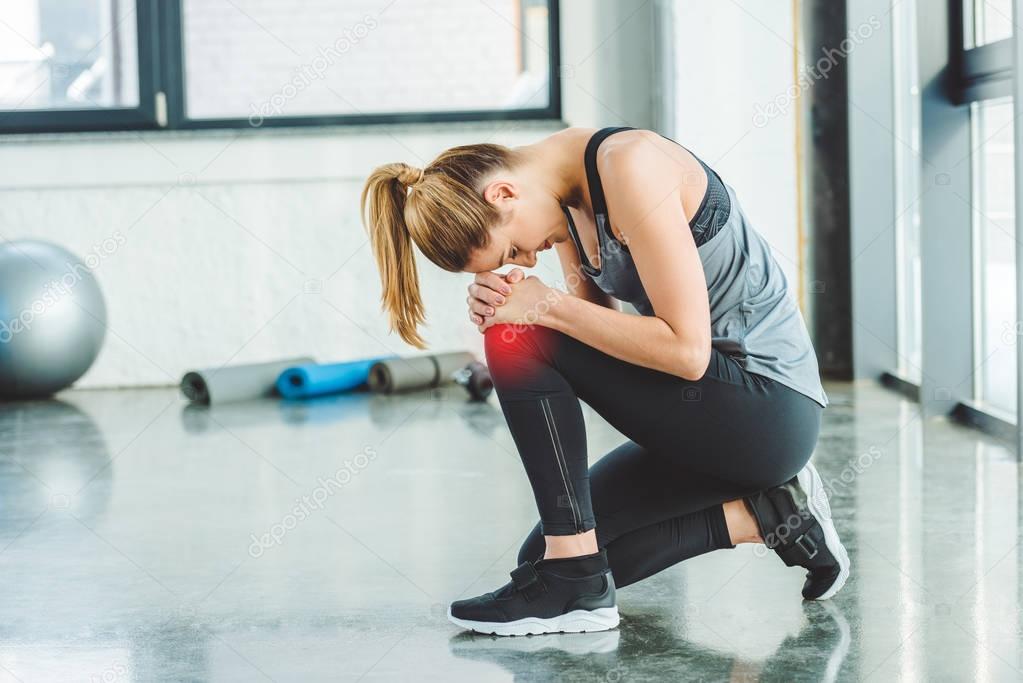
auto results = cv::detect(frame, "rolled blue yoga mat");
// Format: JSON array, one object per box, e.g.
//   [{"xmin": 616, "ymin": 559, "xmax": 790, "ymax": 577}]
[{"xmin": 276, "ymin": 357, "xmax": 394, "ymax": 399}]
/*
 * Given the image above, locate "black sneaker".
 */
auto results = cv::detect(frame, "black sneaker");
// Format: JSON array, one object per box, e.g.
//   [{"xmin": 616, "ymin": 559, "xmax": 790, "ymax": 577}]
[
  {"xmin": 447, "ymin": 550, "xmax": 620, "ymax": 636},
  {"xmin": 745, "ymin": 462, "xmax": 851, "ymax": 600}
]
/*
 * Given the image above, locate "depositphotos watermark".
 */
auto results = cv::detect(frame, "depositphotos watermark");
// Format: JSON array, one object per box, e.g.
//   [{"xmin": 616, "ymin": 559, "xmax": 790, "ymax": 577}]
[
  {"xmin": 248, "ymin": 446, "xmax": 378, "ymax": 557},
  {"xmin": 494, "ymin": 258, "xmax": 608, "ymax": 343},
  {"xmin": 87, "ymin": 661, "xmax": 130, "ymax": 683},
  {"xmin": 822, "ymin": 445, "xmax": 883, "ymax": 497},
  {"xmin": 248, "ymin": 15, "xmax": 378, "ymax": 126},
  {"xmin": 753, "ymin": 447, "xmax": 882, "ymax": 558},
  {"xmin": 752, "ymin": 15, "xmax": 882, "ymax": 128},
  {"xmin": 0, "ymin": 232, "xmax": 126, "ymax": 344}
]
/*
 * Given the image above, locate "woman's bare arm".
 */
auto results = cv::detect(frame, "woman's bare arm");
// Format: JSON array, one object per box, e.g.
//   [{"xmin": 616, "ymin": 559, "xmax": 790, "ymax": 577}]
[{"xmin": 544, "ymin": 136, "xmax": 712, "ymax": 380}]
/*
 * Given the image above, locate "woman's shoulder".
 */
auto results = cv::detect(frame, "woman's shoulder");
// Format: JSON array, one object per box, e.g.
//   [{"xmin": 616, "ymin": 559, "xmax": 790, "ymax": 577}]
[
  {"xmin": 596, "ymin": 131, "xmax": 708, "ymax": 225},
  {"xmin": 596, "ymin": 130, "xmax": 700, "ymax": 183}
]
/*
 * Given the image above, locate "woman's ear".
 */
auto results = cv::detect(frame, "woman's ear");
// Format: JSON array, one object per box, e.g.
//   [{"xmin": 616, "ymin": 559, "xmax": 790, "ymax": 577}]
[{"xmin": 482, "ymin": 180, "xmax": 516, "ymax": 205}]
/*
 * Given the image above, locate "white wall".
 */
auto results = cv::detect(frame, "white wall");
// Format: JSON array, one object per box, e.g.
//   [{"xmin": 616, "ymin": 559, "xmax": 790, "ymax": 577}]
[
  {"xmin": 0, "ymin": 123, "xmax": 559, "ymax": 388},
  {"xmin": 558, "ymin": 0, "xmax": 657, "ymax": 130},
  {"xmin": 672, "ymin": 0, "xmax": 802, "ymax": 290}
]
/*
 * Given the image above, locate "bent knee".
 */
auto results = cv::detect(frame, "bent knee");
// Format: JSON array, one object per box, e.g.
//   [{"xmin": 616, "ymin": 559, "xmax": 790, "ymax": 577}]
[{"xmin": 483, "ymin": 323, "xmax": 558, "ymax": 364}]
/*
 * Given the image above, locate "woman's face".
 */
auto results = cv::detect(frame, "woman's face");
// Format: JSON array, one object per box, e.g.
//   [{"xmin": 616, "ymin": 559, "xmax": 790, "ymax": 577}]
[{"xmin": 464, "ymin": 176, "xmax": 566, "ymax": 274}]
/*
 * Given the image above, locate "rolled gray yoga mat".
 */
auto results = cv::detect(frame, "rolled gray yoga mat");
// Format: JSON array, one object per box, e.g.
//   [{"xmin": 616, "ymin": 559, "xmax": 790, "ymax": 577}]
[
  {"xmin": 180, "ymin": 357, "xmax": 314, "ymax": 404},
  {"xmin": 368, "ymin": 351, "xmax": 476, "ymax": 394}
]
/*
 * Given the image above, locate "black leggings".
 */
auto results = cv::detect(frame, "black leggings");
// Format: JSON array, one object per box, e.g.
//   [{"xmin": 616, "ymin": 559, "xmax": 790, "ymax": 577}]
[{"xmin": 484, "ymin": 323, "xmax": 823, "ymax": 589}]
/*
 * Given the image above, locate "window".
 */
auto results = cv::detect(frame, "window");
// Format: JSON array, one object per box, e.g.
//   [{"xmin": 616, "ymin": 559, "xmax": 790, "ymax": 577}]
[
  {"xmin": 0, "ymin": 0, "xmax": 560, "ymax": 133},
  {"xmin": 0, "ymin": 0, "xmax": 138, "ymax": 110},
  {"xmin": 971, "ymin": 97, "xmax": 1016, "ymax": 417},
  {"xmin": 854, "ymin": 0, "xmax": 1022, "ymax": 435},
  {"xmin": 964, "ymin": 0, "xmax": 1014, "ymax": 48},
  {"xmin": 955, "ymin": 0, "xmax": 1013, "ymax": 105},
  {"xmin": 179, "ymin": 0, "xmax": 553, "ymax": 123}
]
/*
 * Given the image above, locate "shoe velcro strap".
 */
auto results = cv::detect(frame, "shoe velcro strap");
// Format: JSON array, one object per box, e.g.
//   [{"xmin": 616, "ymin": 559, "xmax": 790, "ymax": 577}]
[
  {"xmin": 510, "ymin": 562, "xmax": 546, "ymax": 601},
  {"xmin": 774, "ymin": 531, "xmax": 820, "ymax": 567}
]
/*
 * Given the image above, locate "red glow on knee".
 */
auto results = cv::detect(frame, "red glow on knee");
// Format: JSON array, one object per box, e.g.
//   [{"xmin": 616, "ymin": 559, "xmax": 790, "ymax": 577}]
[
  {"xmin": 483, "ymin": 324, "xmax": 554, "ymax": 384},
  {"xmin": 484, "ymin": 324, "xmax": 524, "ymax": 372},
  {"xmin": 484, "ymin": 324, "xmax": 526, "ymax": 349}
]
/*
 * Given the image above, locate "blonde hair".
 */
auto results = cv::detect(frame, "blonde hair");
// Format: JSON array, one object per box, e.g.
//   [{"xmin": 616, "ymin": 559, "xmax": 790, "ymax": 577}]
[{"xmin": 361, "ymin": 143, "xmax": 516, "ymax": 348}]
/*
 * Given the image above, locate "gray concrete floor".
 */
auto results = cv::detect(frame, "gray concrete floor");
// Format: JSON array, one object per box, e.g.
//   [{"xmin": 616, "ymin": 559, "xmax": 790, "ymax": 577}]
[{"xmin": 0, "ymin": 380, "xmax": 1020, "ymax": 682}]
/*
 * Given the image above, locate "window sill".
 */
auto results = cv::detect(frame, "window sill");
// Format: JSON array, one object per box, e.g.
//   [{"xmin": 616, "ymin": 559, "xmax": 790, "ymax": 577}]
[
  {"xmin": 950, "ymin": 400, "xmax": 1017, "ymax": 446},
  {"xmin": 0, "ymin": 119, "xmax": 567, "ymax": 191},
  {"xmin": 0, "ymin": 117, "xmax": 567, "ymax": 146},
  {"xmin": 879, "ymin": 371, "xmax": 921, "ymax": 402}
]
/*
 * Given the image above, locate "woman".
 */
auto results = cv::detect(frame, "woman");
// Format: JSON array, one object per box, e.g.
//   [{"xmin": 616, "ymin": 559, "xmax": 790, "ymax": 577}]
[{"xmin": 361, "ymin": 126, "xmax": 849, "ymax": 637}]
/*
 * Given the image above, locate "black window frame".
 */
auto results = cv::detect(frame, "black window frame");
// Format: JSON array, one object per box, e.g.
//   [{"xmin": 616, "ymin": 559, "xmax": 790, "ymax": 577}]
[
  {"xmin": 0, "ymin": 0, "xmax": 562, "ymax": 134},
  {"xmin": 949, "ymin": 0, "xmax": 1014, "ymax": 104},
  {"xmin": 0, "ymin": 1, "xmax": 161, "ymax": 133},
  {"xmin": 936, "ymin": 0, "xmax": 1019, "ymax": 441}
]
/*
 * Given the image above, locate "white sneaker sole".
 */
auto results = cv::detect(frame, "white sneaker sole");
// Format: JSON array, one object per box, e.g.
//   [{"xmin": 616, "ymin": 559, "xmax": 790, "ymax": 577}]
[
  {"xmin": 799, "ymin": 462, "xmax": 851, "ymax": 601},
  {"xmin": 447, "ymin": 606, "xmax": 620, "ymax": 636}
]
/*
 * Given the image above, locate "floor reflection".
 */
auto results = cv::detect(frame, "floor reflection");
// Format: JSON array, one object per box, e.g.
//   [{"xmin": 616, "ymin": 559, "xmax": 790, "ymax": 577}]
[
  {"xmin": 0, "ymin": 398, "xmax": 112, "ymax": 521},
  {"xmin": 448, "ymin": 601, "xmax": 851, "ymax": 682},
  {"xmin": 0, "ymin": 382, "xmax": 1020, "ymax": 680}
]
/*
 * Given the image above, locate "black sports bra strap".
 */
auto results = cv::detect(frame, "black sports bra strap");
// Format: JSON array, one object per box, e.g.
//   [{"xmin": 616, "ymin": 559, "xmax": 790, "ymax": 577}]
[
  {"xmin": 583, "ymin": 126, "xmax": 634, "ymax": 221},
  {"xmin": 576, "ymin": 126, "xmax": 728, "ymax": 256},
  {"xmin": 585, "ymin": 127, "xmax": 726, "ymax": 232}
]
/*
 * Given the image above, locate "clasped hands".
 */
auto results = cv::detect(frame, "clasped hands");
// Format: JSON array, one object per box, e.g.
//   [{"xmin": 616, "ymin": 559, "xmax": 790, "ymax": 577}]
[{"xmin": 465, "ymin": 269, "xmax": 557, "ymax": 333}]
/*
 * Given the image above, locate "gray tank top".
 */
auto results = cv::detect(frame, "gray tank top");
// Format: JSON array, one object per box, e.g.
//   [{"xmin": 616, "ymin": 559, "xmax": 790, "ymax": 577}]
[{"xmin": 562, "ymin": 127, "xmax": 828, "ymax": 408}]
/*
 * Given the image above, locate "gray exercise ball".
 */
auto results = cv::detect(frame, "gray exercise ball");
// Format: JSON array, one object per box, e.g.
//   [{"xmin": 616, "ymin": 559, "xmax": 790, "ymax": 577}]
[{"xmin": 0, "ymin": 239, "xmax": 107, "ymax": 399}]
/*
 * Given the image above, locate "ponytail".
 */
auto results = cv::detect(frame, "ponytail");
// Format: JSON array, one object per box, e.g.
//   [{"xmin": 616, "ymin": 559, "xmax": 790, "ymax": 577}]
[
  {"xmin": 361, "ymin": 143, "xmax": 517, "ymax": 348},
  {"xmin": 361, "ymin": 163, "xmax": 428, "ymax": 348}
]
